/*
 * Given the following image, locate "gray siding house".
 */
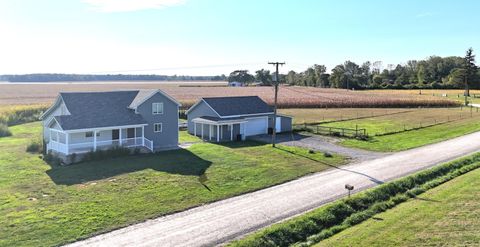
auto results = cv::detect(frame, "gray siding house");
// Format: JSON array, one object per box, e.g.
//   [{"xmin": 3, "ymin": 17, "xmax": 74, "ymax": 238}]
[
  {"xmin": 186, "ymin": 96, "xmax": 292, "ymax": 142},
  {"xmin": 41, "ymin": 89, "xmax": 181, "ymax": 158}
]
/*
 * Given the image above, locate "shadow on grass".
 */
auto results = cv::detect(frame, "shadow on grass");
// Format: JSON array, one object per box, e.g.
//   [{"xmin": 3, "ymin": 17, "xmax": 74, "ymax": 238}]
[
  {"xmin": 215, "ymin": 140, "xmax": 266, "ymax": 149},
  {"xmin": 275, "ymin": 146, "xmax": 384, "ymax": 185},
  {"xmin": 249, "ymin": 132, "xmax": 312, "ymax": 145},
  {"xmin": 46, "ymin": 148, "xmax": 212, "ymax": 186}
]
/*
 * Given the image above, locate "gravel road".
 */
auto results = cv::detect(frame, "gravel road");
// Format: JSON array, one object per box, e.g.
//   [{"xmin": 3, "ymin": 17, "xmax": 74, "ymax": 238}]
[{"xmin": 67, "ymin": 131, "xmax": 480, "ymax": 247}]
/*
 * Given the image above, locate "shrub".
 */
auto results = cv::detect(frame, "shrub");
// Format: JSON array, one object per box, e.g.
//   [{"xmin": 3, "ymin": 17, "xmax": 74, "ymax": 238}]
[
  {"xmin": 43, "ymin": 151, "xmax": 62, "ymax": 166},
  {"xmin": 323, "ymin": 152, "xmax": 333, "ymax": 158},
  {"xmin": 0, "ymin": 123, "xmax": 11, "ymax": 137},
  {"xmin": 26, "ymin": 141, "xmax": 42, "ymax": 153},
  {"xmin": 82, "ymin": 146, "xmax": 132, "ymax": 162}
]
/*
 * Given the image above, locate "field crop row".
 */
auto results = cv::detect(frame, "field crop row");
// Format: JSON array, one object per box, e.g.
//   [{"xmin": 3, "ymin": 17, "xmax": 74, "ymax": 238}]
[{"xmin": 0, "ymin": 83, "xmax": 459, "ymax": 109}]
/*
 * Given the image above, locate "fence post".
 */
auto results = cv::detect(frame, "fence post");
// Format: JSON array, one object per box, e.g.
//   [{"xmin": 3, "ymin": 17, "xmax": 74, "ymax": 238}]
[{"xmin": 355, "ymin": 125, "xmax": 358, "ymax": 136}]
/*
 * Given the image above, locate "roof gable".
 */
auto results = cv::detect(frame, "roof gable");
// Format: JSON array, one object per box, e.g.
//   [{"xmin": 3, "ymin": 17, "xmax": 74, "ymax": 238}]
[
  {"xmin": 129, "ymin": 89, "xmax": 181, "ymax": 109},
  {"xmin": 201, "ymin": 96, "xmax": 273, "ymax": 117}
]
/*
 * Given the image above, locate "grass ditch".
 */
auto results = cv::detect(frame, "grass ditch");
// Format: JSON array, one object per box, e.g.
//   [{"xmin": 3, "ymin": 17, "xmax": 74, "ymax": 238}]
[{"xmin": 229, "ymin": 153, "xmax": 480, "ymax": 247}]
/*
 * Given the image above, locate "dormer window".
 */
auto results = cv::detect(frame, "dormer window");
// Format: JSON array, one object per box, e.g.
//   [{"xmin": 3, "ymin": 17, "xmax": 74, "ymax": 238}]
[{"xmin": 152, "ymin": 102, "xmax": 164, "ymax": 115}]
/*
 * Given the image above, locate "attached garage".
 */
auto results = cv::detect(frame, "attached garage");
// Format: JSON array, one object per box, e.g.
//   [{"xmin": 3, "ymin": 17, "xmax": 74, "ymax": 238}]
[
  {"xmin": 245, "ymin": 117, "xmax": 268, "ymax": 136},
  {"xmin": 187, "ymin": 96, "xmax": 293, "ymax": 142}
]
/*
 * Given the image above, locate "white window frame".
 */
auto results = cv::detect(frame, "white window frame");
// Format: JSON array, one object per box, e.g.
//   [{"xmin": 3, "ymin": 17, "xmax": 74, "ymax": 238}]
[
  {"xmin": 152, "ymin": 102, "xmax": 164, "ymax": 115},
  {"xmin": 85, "ymin": 131, "xmax": 100, "ymax": 138},
  {"xmin": 154, "ymin": 123, "xmax": 163, "ymax": 133}
]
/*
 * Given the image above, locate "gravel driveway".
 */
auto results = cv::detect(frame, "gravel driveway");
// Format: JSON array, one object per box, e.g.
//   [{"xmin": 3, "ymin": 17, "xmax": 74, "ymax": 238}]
[
  {"xmin": 250, "ymin": 132, "xmax": 387, "ymax": 162},
  {"xmin": 66, "ymin": 131, "xmax": 480, "ymax": 247}
]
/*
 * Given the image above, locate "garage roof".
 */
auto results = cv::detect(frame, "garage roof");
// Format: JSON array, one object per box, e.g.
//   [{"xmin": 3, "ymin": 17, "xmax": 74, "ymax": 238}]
[{"xmin": 201, "ymin": 96, "xmax": 273, "ymax": 117}]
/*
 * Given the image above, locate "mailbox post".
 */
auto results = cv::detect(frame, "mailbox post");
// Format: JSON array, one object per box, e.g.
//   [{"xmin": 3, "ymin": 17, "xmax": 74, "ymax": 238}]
[{"xmin": 345, "ymin": 184, "xmax": 354, "ymax": 198}]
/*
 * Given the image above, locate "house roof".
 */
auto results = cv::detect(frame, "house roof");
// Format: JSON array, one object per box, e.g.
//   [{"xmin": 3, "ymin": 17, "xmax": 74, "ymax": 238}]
[
  {"xmin": 128, "ymin": 89, "xmax": 181, "ymax": 109},
  {"xmin": 55, "ymin": 91, "xmax": 148, "ymax": 131},
  {"xmin": 201, "ymin": 96, "xmax": 273, "ymax": 117}
]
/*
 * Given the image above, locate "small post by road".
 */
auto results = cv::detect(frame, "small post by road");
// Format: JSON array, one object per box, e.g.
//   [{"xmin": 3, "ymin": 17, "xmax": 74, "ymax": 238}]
[{"xmin": 345, "ymin": 184, "xmax": 354, "ymax": 198}]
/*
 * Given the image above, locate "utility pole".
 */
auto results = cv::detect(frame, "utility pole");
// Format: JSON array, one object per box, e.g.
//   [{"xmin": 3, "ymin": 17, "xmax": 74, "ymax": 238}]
[{"xmin": 269, "ymin": 61, "xmax": 285, "ymax": 147}]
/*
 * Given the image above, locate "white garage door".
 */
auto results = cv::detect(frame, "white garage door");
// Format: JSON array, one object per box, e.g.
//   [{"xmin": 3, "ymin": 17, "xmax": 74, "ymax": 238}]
[{"xmin": 245, "ymin": 117, "xmax": 268, "ymax": 136}]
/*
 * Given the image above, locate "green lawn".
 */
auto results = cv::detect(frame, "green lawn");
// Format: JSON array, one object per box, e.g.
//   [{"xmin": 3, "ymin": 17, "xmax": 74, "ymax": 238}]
[
  {"xmin": 318, "ymin": 168, "xmax": 480, "ymax": 247},
  {"xmin": 318, "ymin": 107, "xmax": 479, "ymax": 136},
  {"xmin": 0, "ymin": 122, "xmax": 345, "ymax": 247},
  {"xmin": 341, "ymin": 116, "xmax": 480, "ymax": 151},
  {"xmin": 179, "ymin": 130, "xmax": 201, "ymax": 143}
]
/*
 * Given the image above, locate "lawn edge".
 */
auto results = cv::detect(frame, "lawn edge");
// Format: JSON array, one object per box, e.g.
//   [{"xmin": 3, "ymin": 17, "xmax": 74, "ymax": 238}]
[
  {"xmin": 228, "ymin": 152, "xmax": 480, "ymax": 247},
  {"xmin": 59, "ymin": 143, "xmax": 347, "ymax": 246}
]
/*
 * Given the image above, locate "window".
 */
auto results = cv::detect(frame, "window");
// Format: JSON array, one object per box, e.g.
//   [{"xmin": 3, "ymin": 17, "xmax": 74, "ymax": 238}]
[
  {"xmin": 154, "ymin": 123, "xmax": 162, "ymax": 133},
  {"xmin": 152, "ymin": 102, "xmax": 164, "ymax": 115},
  {"xmin": 85, "ymin": 131, "xmax": 100, "ymax": 138}
]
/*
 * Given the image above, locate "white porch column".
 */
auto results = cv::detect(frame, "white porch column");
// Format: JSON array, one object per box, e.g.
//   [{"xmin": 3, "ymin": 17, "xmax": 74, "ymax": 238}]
[
  {"xmin": 142, "ymin": 126, "xmax": 145, "ymax": 146},
  {"xmin": 134, "ymin": 127, "xmax": 137, "ymax": 145},
  {"xmin": 119, "ymin": 128, "xmax": 123, "ymax": 145},
  {"xmin": 220, "ymin": 125, "xmax": 223, "ymax": 140},
  {"xmin": 209, "ymin": 125, "xmax": 212, "ymax": 141},
  {"xmin": 194, "ymin": 122, "xmax": 197, "ymax": 136},
  {"xmin": 93, "ymin": 130, "xmax": 97, "ymax": 151},
  {"xmin": 242, "ymin": 123, "xmax": 246, "ymax": 140},
  {"xmin": 65, "ymin": 133, "xmax": 69, "ymax": 155},
  {"xmin": 230, "ymin": 124, "xmax": 233, "ymax": 141},
  {"xmin": 216, "ymin": 124, "xmax": 220, "ymax": 142},
  {"xmin": 201, "ymin": 123, "xmax": 204, "ymax": 140}
]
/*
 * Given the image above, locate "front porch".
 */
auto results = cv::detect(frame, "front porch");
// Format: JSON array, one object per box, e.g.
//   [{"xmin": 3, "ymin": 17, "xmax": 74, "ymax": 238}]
[
  {"xmin": 47, "ymin": 125, "xmax": 153, "ymax": 155},
  {"xmin": 192, "ymin": 117, "xmax": 247, "ymax": 142}
]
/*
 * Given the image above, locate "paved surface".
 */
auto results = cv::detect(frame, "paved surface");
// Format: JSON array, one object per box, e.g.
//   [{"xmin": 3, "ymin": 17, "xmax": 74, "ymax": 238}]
[
  {"xmin": 250, "ymin": 133, "xmax": 387, "ymax": 162},
  {"xmin": 67, "ymin": 131, "xmax": 480, "ymax": 247}
]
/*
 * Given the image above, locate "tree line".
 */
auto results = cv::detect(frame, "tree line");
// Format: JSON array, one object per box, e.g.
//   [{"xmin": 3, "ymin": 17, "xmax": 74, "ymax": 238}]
[
  {"xmin": 228, "ymin": 48, "xmax": 479, "ymax": 92},
  {"xmin": 0, "ymin": 74, "xmax": 227, "ymax": 82}
]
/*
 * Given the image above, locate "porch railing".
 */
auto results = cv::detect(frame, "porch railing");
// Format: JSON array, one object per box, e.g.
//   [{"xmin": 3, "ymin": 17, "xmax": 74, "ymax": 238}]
[{"xmin": 47, "ymin": 137, "xmax": 154, "ymax": 155}]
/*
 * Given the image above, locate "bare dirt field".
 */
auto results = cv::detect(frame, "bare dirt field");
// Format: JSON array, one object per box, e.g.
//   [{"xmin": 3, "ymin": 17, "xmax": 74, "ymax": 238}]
[{"xmin": 0, "ymin": 82, "xmax": 458, "ymax": 109}]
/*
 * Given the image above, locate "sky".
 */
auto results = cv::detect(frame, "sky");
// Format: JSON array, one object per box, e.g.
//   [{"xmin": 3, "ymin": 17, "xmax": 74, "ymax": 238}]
[{"xmin": 0, "ymin": 0, "xmax": 479, "ymax": 76}]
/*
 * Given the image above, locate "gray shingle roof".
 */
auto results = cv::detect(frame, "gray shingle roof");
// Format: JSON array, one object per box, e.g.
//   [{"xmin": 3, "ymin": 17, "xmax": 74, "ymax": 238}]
[
  {"xmin": 202, "ymin": 96, "xmax": 273, "ymax": 117},
  {"xmin": 128, "ymin": 89, "xmax": 157, "ymax": 109},
  {"xmin": 56, "ymin": 91, "xmax": 147, "ymax": 130}
]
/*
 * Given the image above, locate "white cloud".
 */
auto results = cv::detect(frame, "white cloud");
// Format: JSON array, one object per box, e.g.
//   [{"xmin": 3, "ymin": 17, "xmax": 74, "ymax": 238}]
[{"xmin": 83, "ymin": 0, "xmax": 185, "ymax": 12}]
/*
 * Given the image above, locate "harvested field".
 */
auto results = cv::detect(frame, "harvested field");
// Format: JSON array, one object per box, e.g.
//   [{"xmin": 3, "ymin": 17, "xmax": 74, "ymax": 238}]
[{"xmin": 0, "ymin": 83, "xmax": 458, "ymax": 109}]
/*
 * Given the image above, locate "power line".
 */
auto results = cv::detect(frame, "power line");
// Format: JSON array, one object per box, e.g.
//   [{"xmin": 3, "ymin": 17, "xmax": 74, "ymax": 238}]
[{"xmin": 268, "ymin": 61, "xmax": 285, "ymax": 148}]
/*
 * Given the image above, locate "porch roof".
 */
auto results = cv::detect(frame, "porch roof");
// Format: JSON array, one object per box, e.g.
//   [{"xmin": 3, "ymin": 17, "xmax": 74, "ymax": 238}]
[{"xmin": 192, "ymin": 116, "xmax": 247, "ymax": 125}]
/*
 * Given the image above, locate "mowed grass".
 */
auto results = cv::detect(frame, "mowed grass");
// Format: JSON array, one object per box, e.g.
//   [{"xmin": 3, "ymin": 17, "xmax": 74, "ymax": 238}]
[
  {"xmin": 319, "ymin": 107, "xmax": 480, "ymax": 135},
  {"xmin": 283, "ymin": 107, "xmax": 480, "ymax": 152},
  {"xmin": 317, "ymin": 168, "xmax": 480, "ymax": 247},
  {"xmin": 179, "ymin": 130, "xmax": 201, "ymax": 143},
  {"xmin": 341, "ymin": 116, "xmax": 480, "ymax": 152},
  {"xmin": 279, "ymin": 108, "xmax": 411, "ymax": 124},
  {"xmin": 0, "ymin": 122, "xmax": 345, "ymax": 247}
]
